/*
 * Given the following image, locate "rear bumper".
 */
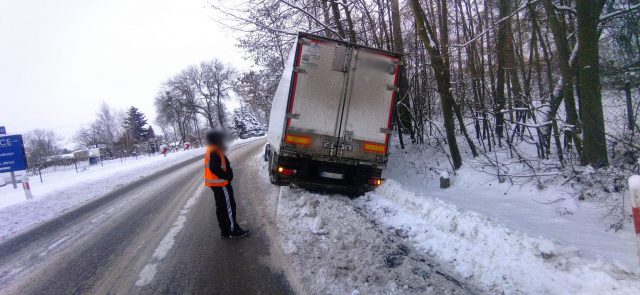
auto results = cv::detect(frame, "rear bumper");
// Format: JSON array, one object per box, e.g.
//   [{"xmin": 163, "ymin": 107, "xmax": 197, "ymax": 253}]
[{"xmin": 275, "ymin": 155, "xmax": 382, "ymax": 195}]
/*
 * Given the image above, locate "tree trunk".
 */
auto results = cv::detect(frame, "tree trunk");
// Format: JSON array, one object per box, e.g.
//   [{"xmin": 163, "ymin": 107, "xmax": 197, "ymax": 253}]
[
  {"xmin": 320, "ymin": 0, "xmax": 332, "ymax": 37},
  {"xmin": 216, "ymin": 94, "xmax": 226, "ymax": 129},
  {"xmin": 541, "ymin": 0, "xmax": 581, "ymax": 154},
  {"xmin": 625, "ymin": 82, "xmax": 634, "ymax": 133},
  {"xmin": 390, "ymin": 0, "xmax": 414, "ymax": 143},
  {"xmin": 342, "ymin": 0, "xmax": 357, "ymax": 42},
  {"xmin": 410, "ymin": 0, "xmax": 462, "ymax": 169},
  {"xmin": 576, "ymin": 0, "xmax": 608, "ymax": 167},
  {"xmin": 330, "ymin": 0, "xmax": 346, "ymax": 39},
  {"xmin": 494, "ymin": 0, "xmax": 509, "ymax": 142}
]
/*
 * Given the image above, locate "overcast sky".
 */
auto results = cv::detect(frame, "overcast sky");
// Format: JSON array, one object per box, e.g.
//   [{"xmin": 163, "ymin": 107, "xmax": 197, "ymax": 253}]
[{"xmin": 0, "ymin": 0, "xmax": 249, "ymax": 146}]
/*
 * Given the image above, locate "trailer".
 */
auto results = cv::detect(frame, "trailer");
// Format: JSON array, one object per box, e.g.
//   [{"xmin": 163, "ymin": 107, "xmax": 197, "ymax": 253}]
[{"xmin": 265, "ymin": 32, "xmax": 402, "ymax": 194}]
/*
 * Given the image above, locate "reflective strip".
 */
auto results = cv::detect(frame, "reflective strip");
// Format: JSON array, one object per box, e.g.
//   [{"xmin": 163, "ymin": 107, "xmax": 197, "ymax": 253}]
[
  {"xmin": 363, "ymin": 142, "xmax": 387, "ymax": 154},
  {"xmin": 205, "ymin": 179, "xmax": 227, "ymax": 184},
  {"xmin": 222, "ymin": 186, "xmax": 234, "ymax": 232}
]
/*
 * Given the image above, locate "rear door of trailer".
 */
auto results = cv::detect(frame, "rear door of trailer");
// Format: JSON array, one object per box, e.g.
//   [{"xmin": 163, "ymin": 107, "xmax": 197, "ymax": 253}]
[
  {"xmin": 336, "ymin": 48, "xmax": 401, "ymax": 163},
  {"xmin": 284, "ymin": 36, "xmax": 349, "ymax": 158}
]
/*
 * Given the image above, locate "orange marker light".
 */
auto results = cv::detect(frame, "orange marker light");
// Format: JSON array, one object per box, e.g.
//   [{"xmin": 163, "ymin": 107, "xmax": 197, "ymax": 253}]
[
  {"xmin": 363, "ymin": 142, "xmax": 386, "ymax": 154},
  {"xmin": 285, "ymin": 134, "xmax": 312, "ymax": 146}
]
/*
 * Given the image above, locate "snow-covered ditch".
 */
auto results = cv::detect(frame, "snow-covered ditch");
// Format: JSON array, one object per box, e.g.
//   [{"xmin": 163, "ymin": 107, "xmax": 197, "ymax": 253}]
[
  {"xmin": 275, "ymin": 187, "xmax": 480, "ymax": 294},
  {"xmin": 251, "ymin": 153, "xmax": 475, "ymax": 294}
]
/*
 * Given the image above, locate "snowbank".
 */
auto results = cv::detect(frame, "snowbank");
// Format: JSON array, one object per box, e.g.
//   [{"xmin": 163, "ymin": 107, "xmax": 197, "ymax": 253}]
[
  {"xmin": 250, "ymin": 153, "xmax": 475, "ymax": 294},
  {"xmin": 359, "ymin": 181, "xmax": 640, "ymax": 294},
  {"xmin": 273, "ymin": 186, "xmax": 476, "ymax": 294},
  {"xmin": 385, "ymin": 143, "xmax": 639, "ymax": 272},
  {"xmin": 248, "ymin": 143, "xmax": 639, "ymax": 294}
]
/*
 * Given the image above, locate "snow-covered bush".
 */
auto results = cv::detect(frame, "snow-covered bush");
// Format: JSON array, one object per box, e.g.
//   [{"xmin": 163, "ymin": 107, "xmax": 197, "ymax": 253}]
[{"xmin": 232, "ymin": 108, "xmax": 266, "ymax": 139}]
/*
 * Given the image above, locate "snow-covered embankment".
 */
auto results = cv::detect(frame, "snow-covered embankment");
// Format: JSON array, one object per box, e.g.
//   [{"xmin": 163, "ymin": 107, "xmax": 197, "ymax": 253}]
[
  {"xmin": 359, "ymin": 181, "xmax": 640, "ymax": 294},
  {"xmin": 253, "ymin": 151, "xmax": 640, "ymax": 294}
]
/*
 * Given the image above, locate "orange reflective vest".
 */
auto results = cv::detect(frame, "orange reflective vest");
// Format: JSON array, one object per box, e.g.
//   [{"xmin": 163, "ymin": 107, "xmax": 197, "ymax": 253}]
[{"xmin": 204, "ymin": 145, "xmax": 228, "ymax": 187}]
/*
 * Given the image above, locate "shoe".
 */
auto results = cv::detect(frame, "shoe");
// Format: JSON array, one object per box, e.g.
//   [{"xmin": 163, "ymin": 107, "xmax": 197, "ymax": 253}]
[
  {"xmin": 228, "ymin": 228, "xmax": 250, "ymax": 239},
  {"xmin": 220, "ymin": 231, "xmax": 230, "ymax": 239}
]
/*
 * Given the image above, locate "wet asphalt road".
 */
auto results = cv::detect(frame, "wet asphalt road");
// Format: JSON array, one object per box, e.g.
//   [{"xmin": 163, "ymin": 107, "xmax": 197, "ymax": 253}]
[{"xmin": 0, "ymin": 139, "xmax": 292, "ymax": 295}]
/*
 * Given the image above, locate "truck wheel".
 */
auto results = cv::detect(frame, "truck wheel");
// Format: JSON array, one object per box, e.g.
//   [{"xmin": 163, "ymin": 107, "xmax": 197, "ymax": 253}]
[
  {"xmin": 268, "ymin": 153, "xmax": 285, "ymax": 186},
  {"xmin": 269, "ymin": 169, "xmax": 282, "ymax": 185}
]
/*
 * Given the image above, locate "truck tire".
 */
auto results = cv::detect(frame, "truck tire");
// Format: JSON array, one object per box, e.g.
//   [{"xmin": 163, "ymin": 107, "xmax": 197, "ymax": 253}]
[{"xmin": 268, "ymin": 152, "xmax": 286, "ymax": 186}]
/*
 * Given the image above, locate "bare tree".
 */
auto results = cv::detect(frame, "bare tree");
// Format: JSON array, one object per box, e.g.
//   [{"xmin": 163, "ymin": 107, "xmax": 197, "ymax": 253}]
[
  {"xmin": 210, "ymin": 0, "xmax": 640, "ymax": 176},
  {"xmin": 95, "ymin": 102, "xmax": 123, "ymax": 150},
  {"xmin": 25, "ymin": 129, "xmax": 62, "ymax": 165},
  {"xmin": 73, "ymin": 122, "xmax": 100, "ymax": 148},
  {"xmin": 199, "ymin": 60, "xmax": 236, "ymax": 128},
  {"xmin": 235, "ymin": 70, "xmax": 278, "ymax": 123}
]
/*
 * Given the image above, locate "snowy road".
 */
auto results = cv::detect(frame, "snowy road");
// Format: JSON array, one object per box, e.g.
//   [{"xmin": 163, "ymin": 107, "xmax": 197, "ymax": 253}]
[{"xmin": 0, "ymin": 138, "xmax": 292, "ymax": 294}]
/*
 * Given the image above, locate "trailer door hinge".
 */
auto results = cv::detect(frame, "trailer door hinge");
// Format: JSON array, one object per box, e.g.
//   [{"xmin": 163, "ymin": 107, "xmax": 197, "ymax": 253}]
[
  {"xmin": 386, "ymin": 85, "xmax": 399, "ymax": 92},
  {"xmin": 380, "ymin": 128, "xmax": 394, "ymax": 134},
  {"xmin": 294, "ymin": 67, "xmax": 307, "ymax": 74},
  {"xmin": 286, "ymin": 113, "xmax": 300, "ymax": 119}
]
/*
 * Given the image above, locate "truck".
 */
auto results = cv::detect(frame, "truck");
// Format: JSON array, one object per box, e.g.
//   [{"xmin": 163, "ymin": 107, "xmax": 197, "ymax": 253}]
[{"xmin": 265, "ymin": 32, "xmax": 403, "ymax": 195}]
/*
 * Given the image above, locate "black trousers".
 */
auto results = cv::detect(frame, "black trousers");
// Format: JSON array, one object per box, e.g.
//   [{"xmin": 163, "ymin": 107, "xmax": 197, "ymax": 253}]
[{"xmin": 210, "ymin": 185, "xmax": 238, "ymax": 234}]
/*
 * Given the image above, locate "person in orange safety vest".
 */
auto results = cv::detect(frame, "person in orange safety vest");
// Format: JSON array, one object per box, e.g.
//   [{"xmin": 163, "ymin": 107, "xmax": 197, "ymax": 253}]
[{"xmin": 204, "ymin": 129, "xmax": 249, "ymax": 239}]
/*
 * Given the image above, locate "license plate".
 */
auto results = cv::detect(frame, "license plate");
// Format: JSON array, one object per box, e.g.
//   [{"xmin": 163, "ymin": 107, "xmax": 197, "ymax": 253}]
[{"xmin": 319, "ymin": 171, "xmax": 344, "ymax": 180}]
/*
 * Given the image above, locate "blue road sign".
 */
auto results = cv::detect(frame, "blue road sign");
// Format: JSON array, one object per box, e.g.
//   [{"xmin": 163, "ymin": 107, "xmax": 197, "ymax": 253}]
[
  {"xmin": 0, "ymin": 135, "xmax": 28, "ymax": 172},
  {"xmin": 0, "ymin": 126, "xmax": 5, "ymax": 135}
]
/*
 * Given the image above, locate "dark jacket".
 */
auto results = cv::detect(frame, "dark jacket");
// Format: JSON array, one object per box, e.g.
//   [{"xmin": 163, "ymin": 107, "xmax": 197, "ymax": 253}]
[{"xmin": 208, "ymin": 149, "xmax": 233, "ymax": 182}]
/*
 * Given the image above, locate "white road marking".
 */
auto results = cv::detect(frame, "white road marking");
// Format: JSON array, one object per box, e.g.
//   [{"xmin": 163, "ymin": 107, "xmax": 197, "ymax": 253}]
[
  {"xmin": 134, "ymin": 186, "xmax": 204, "ymax": 286},
  {"xmin": 134, "ymin": 263, "xmax": 158, "ymax": 286},
  {"xmin": 152, "ymin": 215, "xmax": 186, "ymax": 260}
]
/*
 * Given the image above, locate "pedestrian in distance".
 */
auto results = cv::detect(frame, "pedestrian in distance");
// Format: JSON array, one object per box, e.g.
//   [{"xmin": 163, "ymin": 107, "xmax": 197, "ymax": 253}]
[{"xmin": 204, "ymin": 129, "xmax": 249, "ymax": 239}]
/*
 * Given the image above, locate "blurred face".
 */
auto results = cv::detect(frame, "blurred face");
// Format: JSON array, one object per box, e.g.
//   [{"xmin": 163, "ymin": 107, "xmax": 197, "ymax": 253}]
[{"xmin": 208, "ymin": 130, "xmax": 230, "ymax": 151}]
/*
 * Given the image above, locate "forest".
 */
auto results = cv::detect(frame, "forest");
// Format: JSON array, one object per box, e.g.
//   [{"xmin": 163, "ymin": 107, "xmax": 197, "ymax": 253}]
[{"xmin": 211, "ymin": 0, "xmax": 640, "ymax": 179}]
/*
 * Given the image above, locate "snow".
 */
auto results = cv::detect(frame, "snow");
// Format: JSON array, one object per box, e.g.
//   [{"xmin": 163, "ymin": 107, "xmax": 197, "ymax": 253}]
[
  {"xmin": 359, "ymin": 181, "xmax": 640, "ymax": 294},
  {"xmin": 252, "ymin": 153, "xmax": 474, "ymax": 294},
  {"xmin": 249, "ymin": 141, "xmax": 640, "ymax": 294},
  {"xmin": 385, "ymin": 143, "xmax": 640, "ymax": 273},
  {"xmin": 2, "ymin": 134, "xmax": 638, "ymax": 293}
]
